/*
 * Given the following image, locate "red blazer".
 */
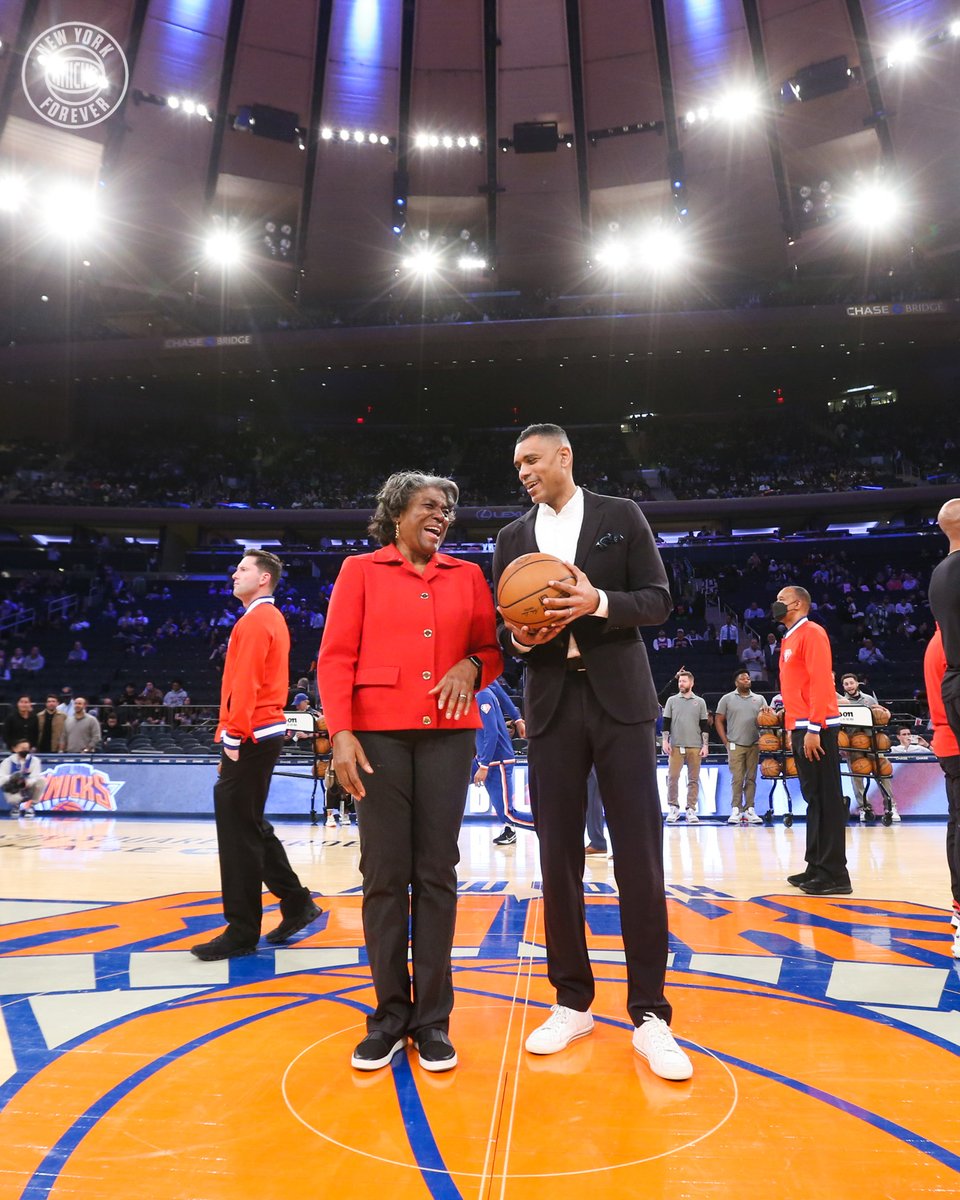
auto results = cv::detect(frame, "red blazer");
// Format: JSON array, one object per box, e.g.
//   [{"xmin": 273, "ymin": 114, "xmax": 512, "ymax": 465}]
[{"xmin": 316, "ymin": 544, "xmax": 502, "ymax": 737}]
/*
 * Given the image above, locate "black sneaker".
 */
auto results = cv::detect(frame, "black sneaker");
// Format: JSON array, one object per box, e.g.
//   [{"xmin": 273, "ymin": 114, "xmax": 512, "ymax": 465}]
[
  {"xmin": 787, "ymin": 870, "xmax": 814, "ymax": 887},
  {"xmin": 265, "ymin": 899, "xmax": 324, "ymax": 945},
  {"xmin": 414, "ymin": 1029, "xmax": 457, "ymax": 1072},
  {"xmin": 351, "ymin": 1032, "xmax": 406, "ymax": 1071},
  {"xmin": 190, "ymin": 933, "xmax": 258, "ymax": 961},
  {"xmin": 799, "ymin": 878, "xmax": 853, "ymax": 896},
  {"xmin": 493, "ymin": 825, "xmax": 517, "ymax": 845}
]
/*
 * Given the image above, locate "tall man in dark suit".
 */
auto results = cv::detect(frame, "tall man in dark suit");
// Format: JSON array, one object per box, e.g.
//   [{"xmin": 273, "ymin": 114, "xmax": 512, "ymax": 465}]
[{"xmin": 493, "ymin": 424, "xmax": 693, "ymax": 1081}]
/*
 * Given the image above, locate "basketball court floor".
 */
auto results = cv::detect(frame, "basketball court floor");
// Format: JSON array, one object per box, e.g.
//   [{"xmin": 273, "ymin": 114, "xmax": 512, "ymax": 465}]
[{"xmin": 1, "ymin": 814, "xmax": 959, "ymax": 1199}]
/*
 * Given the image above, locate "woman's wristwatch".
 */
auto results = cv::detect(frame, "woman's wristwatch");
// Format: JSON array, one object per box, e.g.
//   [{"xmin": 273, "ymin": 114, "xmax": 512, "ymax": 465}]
[{"xmin": 468, "ymin": 654, "xmax": 483, "ymax": 688}]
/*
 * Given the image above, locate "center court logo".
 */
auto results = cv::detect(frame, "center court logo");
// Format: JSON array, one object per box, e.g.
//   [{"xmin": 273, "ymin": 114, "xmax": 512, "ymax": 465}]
[{"xmin": 22, "ymin": 23, "xmax": 129, "ymax": 129}]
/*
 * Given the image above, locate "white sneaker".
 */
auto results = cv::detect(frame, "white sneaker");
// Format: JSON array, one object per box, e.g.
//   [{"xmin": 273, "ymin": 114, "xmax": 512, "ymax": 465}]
[
  {"xmin": 632, "ymin": 1013, "xmax": 694, "ymax": 1081},
  {"xmin": 665, "ymin": 808, "xmax": 681, "ymax": 824},
  {"xmin": 727, "ymin": 808, "xmax": 741, "ymax": 825},
  {"xmin": 744, "ymin": 809, "xmax": 764, "ymax": 825},
  {"xmin": 525, "ymin": 1005, "xmax": 594, "ymax": 1055},
  {"xmin": 953, "ymin": 930, "xmax": 960, "ymax": 960},
  {"xmin": 325, "ymin": 814, "xmax": 337, "ymax": 828},
  {"xmin": 890, "ymin": 804, "xmax": 901, "ymax": 823},
  {"xmin": 685, "ymin": 810, "xmax": 699, "ymax": 824}
]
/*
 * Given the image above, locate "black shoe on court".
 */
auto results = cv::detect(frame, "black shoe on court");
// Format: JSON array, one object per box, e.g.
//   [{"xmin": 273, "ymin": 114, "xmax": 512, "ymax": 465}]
[
  {"xmin": 265, "ymin": 899, "xmax": 324, "ymax": 945},
  {"xmin": 414, "ymin": 1029, "xmax": 458, "ymax": 1072},
  {"xmin": 493, "ymin": 825, "xmax": 516, "ymax": 845},
  {"xmin": 351, "ymin": 1032, "xmax": 406, "ymax": 1071},
  {"xmin": 799, "ymin": 878, "xmax": 853, "ymax": 896},
  {"xmin": 190, "ymin": 933, "xmax": 257, "ymax": 961},
  {"xmin": 787, "ymin": 870, "xmax": 814, "ymax": 887}
]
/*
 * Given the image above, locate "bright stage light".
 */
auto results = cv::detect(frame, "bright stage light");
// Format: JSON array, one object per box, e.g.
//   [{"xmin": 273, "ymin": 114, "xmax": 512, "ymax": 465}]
[
  {"xmin": 950, "ymin": 18, "xmax": 960, "ymax": 36},
  {"xmin": 204, "ymin": 230, "xmax": 243, "ymax": 266},
  {"xmin": 339, "ymin": 129, "xmax": 350, "ymax": 141},
  {"xmin": 457, "ymin": 255, "xmax": 486, "ymax": 270},
  {"xmin": 182, "ymin": 99, "xmax": 196, "ymax": 114},
  {"xmin": 847, "ymin": 184, "xmax": 903, "ymax": 231},
  {"xmin": 321, "ymin": 127, "xmax": 333, "ymax": 140},
  {"xmin": 353, "ymin": 129, "xmax": 365, "ymax": 143},
  {"xmin": 713, "ymin": 86, "xmax": 760, "ymax": 121},
  {"xmin": 414, "ymin": 132, "xmax": 430, "ymax": 148},
  {"xmin": 594, "ymin": 241, "xmax": 631, "ymax": 270},
  {"xmin": 400, "ymin": 247, "xmax": 440, "ymax": 276},
  {"xmin": 0, "ymin": 175, "xmax": 27, "ymax": 213},
  {"xmin": 468, "ymin": 135, "xmax": 480, "ymax": 148},
  {"xmin": 637, "ymin": 226, "xmax": 686, "ymax": 272},
  {"xmin": 886, "ymin": 37, "xmax": 919, "ymax": 67},
  {"xmin": 41, "ymin": 184, "xmax": 98, "ymax": 240},
  {"xmin": 167, "ymin": 95, "xmax": 180, "ymax": 110}
]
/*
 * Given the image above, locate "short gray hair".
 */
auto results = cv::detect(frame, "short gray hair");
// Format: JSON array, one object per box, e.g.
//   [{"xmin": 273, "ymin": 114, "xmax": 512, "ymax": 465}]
[{"xmin": 368, "ymin": 471, "xmax": 459, "ymax": 546}]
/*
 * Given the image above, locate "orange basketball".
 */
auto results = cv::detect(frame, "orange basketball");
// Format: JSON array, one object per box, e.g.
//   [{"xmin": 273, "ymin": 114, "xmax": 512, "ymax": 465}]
[
  {"xmin": 871, "ymin": 705, "xmax": 891, "ymax": 727},
  {"xmin": 757, "ymin": 707, "xmax": 781, "ymax": 727},
  {"xmin": 837, "ymin": 730, "xmax": 851, "ymax": 749},
  {"xmin": 784, "ymin": 755, "xmax": 798, "ymax": 776},
  {"xmin": 875, "ymin": 732, "xmax": 891, "ymax": 751},
  {"xmin": 758, "ymin": 731, "xmax": 781, "ymax": 753},
  {"xmin": 497, "ymin": 553, "xmax": 575, "ymax": 629},
  {"xmin": 313, "ymin": 758, "xmax": 328, "ymax": 778},
  {"xmin": 850, "ymin": 756, "xmax": 873, "ymax": 775},
  {"xmin": 760, "ymin": 757, "xmax": 781, "ymax": 778},
  {"xmin": 877, "ymin": 755, "xmax": 893, "ymax": 777},
  {"xmin": 850, "ymin": 732, "xmax": 871, "ymax": 750}
]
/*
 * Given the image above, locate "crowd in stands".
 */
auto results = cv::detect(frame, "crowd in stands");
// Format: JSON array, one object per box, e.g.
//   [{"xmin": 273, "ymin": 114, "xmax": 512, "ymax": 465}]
[{"xmin": 1, "ymin": 408, "xmax": 957, "ymax": 512}]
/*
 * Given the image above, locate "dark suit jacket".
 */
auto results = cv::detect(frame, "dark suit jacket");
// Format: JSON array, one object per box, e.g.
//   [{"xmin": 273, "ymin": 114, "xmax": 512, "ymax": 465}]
[{"xmin": 493, "ymin": 489, "xmax": 672, "ymax": 737}]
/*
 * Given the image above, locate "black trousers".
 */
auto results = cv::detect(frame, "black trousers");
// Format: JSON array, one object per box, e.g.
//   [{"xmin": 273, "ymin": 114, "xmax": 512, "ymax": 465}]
[
  {"xmin": 213, "ymin": 738, "xmax": 311, "ymax": 945},
  {"xmin": 939, "ymin": 755, "xmax": 960, "ymax": 906},
  {"xmin": 527, "ymin": 672, "xmax": 671, "ymax": 1027},
  {"xmin": 355, "ymin": 729, "xmax": 475, "ymax": 1040},
  {"xmin": 791, "ymin": 726, "xmax": 850, "ymax": 885}
]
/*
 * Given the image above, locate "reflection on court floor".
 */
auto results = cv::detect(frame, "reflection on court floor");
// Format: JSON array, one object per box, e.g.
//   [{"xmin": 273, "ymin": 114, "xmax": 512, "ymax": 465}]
[{"xmin": 1, "ymin": 817, "xmax": 959, "ymax": 1199}]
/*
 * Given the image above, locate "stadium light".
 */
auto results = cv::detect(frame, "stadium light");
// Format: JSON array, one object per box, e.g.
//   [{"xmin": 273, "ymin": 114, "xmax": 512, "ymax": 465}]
[
  {"xmin": 594, "ymin": 241, "xmax": 631, "ymax": 271},
  {"xmin": 204, "ymin": 229, "xmax": 243, "ymax": 267},
  {"xmin": 712, "ymin": 86, "xmax": 761, "ymax": 122},
  {"xmin": 886, "ymin": 37, "xmax": 920, "ymax": 67},
  {"xmin": 400, "ymin": 247, "xmax": 441, "ymax": 276},
  {"xmin": 846, "ymin": 184, "xmax": 903, "ymax": 232},
  {"xmin": 41, "ymin": 184, "xmax": 98, "ymax": 240},
  {"xmin": 457, "ymin": 254, "xmax": 487, "ymax": 271},
  {"xmin": 637, "ymin": 225, "xmax": 687, "ymax": 272}
]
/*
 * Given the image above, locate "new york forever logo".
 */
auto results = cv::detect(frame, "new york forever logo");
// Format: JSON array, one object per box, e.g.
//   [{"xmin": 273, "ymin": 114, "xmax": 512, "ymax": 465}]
[{"xmin": 22, "ymin": 23, "xmax": 129, "ymax": 129}]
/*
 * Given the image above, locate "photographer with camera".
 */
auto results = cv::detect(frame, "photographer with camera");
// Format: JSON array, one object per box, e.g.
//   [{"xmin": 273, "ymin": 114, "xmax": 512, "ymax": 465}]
[{"xmin": 1, "ymin": 738, "xmax": 44, "ymax": 816}]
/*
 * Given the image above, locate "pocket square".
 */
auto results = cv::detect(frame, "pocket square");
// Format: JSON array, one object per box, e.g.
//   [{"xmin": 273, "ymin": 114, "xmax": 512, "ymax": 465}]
[{"xmin": 595, "ymin": 532, "xmax": 625, "ymax": 549}]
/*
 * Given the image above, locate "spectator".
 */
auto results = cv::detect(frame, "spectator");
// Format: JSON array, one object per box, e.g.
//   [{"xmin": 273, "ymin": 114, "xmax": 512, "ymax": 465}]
[
  {"xmin": 763, "ymin": 632, "xmax": 780, "ymax": 686},
  {"xmin": 858, "ymin": 638, "xmax": 885, "ymax": 666},
  {"xmin": 741, "ymin": 636, "xmax": 765, "ymax": 682},
  {"xmin": 22, "ymin": 646, "xmax": 45, "ymax": 673},
  {"xmin": 9, "ymin": 648, "xmax": 25, "ymax": 674},
  {"xmin": 35, "ymin": 694, "xmax": 65, "ymax": 754},
  {"xmin": 0, "ymin": 651, "xmax": 10, "ymax": 682},
  {"xmin": 718, "ymin": 618, "xmax": 739, "ymax": 656},
  {"xmin": 163, "ymin": 679, "xmax": 190, "ymax": 708},
  {"xmin": 653, "ymin": 630, "xmax": 673, "ymax": 650},
  {"xmin": 743, "ymin": 602, "xmax": 765, "ymax": 622},
  {"xmin": 66, "ymin": 641, "xmax": 88, "ymax": 663},
  {"xmin": 59, "ymin": 697, "xmax": 101, "ymax": 753},
  {"xmin": 890, "ymin": 727, "xmax": 930, "ymax": 754},
  {"xmin": 3, "ymin": 695, "xmax": 38, "ymax": 750},
  {"xmin": 56, "ymin": 687, "xmax": 75, "ymax": 717}
]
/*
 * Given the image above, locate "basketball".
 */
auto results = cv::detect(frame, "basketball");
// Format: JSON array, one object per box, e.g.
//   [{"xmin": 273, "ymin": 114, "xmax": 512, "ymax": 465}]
[
  {"xmin": 758, "ymin": 731, "xmax": 781, "ymax": 752},
  {"xmin": 784, "ymin": 755, "xmax": 798, "ymax": 776},
  {"xmin": 315, "ymin": 713, "xmax": 331, "ymax": 757},
  {"xmin": 837, "ymin": 730, "xmax": 851, "ymax": 749},
  {"xmin": 497, "ymin": 552, "xmax": 576, "ymax": 629},
  {"xmin": 760, "ymin": 757, "xmax": 780, "ymax": 778},
  {"xmin": 871, "ymin": 705, "xmax": 892, "ymax": 726},
  {"xmin": 850, "ymin": 756, "xmax": 873, "ymax": 775},
  {"xmin": 850, "ymin": 732, "xmax": 871, "ymax": 750},
  {"xmin": 877, "ymin": 755, "xmax": 893, "ymax": 777},
  {"xmin": 875, "ymin": 732, "xmax": 891, "ymax": 751},
  {"xmin": 757, "ymin": 707, "xmax": 781, "ymax": 727}
]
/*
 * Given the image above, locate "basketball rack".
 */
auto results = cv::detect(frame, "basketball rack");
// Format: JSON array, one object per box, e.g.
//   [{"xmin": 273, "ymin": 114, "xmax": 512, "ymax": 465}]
[
  {"xmin": 837, "ymin": 704, "xmax": 896, "ymax": 827},
  {"xmin": 273, "ymin": 710, "xmax": 331, "ymax": 826}
]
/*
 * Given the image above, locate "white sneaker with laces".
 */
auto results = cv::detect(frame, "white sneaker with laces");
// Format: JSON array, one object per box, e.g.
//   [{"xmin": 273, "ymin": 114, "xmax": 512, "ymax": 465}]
[
  {"xmin": 525, "ymin": 1005, "xmax": 594, "ymax": 1055},
  {"xmin": 744, "ymin": 808, "xmax": 764, "ymax": 825},
  {"xmin": 632, "ymin": 1013, "xmax": 693, "ymax": 1081},
  {"xmin": 665, "ymin": 808, "xmax": 681, "ymax": 824},
  {"xmin": 685, "ymin": 810, "xmax": 699, "ymax": 824},
  {"xmin": 727, "ymin": 808, "xmax": 741, "ymax": 825},
  {"xmin": 325, "ymin": 814, "xmax": 337, "ymax": 828},
  {"xmin": 890, "ymin": 804, "xmax": 901, "ymax": 823}
]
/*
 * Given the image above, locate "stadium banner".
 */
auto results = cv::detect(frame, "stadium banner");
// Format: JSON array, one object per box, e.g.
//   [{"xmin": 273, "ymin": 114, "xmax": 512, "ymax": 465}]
[{"xmin": 16, "ymin": 756, "xmax": 952, "ymax": 820}]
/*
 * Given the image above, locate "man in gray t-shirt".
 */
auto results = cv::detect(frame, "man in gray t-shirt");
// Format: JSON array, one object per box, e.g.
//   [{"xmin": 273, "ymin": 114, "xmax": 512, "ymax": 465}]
[
  {"xmin": 716, "ymin": 668, "xmax": 767, "ymax": 825},
  {"xmin": 662, "ymin": 670, "xmax": 709, "ymax": 823},
  {"xmin": 59, "ymin": 697, "xmax": 101, "ymax": 753}
]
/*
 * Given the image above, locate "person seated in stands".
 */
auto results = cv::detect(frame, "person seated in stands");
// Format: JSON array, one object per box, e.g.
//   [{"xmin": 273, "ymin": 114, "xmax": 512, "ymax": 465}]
[
  {"xmin": 890, "ymin": 726, "xmax": 930, "ymax": 754},
  {"xmin": 743, "ymin": 601, "xmax": 765, "ymax": 622},
  {"xmin": 0, "ymin": 651, "xmax": 9, "ymax": 682},
  {"xmin": 69, "ymin": 616, "xmax": 91, "ymax": 633},
  {"xmin": 673, "ymin": 629, "xmax": 692, "ymax": 650},
  {"xmin": 66, "ymin": 641, "xmax": 88, "ymax": 663},
  {"xmin": 156, "ymin": 617, "xmax": 180, "ymax": 639},
  {"xmin": 163, "ymin": 680, "xmax": 190, "ymax": 709},
  {"xmin": 22, "ymin": 646, "xmax": 44, "ymax": 673},
  {"xmin": 101, "ymin": 713, "xmax": 129, "ymax": 748},
  {"xmin": 209, "ymin": 642, "xmax": 228, "ymax": 670},
  {"xmin": 56, "ymin": 687, "xmax": 75, "ymax": 716},
  {"xmin": 139, "ymin": 681, "xmax": 163, "ymax": 707},
  {"xmin": 653, "ymin": 630, "xmax": 673, "ymax": 650},
  {"xmin": 1, "ymin": 738, "xmax": 44, "ymax": 815},
  {"xmin": 138, "ymin": 639, "xmax": 157, "ymax": 657},
  {"xmin": 858, "ymin": 637, "xmax": 885, "ymax": 666}
]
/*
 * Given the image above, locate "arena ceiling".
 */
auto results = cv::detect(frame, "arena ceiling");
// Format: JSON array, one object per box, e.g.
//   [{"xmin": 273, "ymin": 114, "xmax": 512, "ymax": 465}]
[{"xmin": 0, "ymin": 0, "xmax": 958, "ymax": 318}]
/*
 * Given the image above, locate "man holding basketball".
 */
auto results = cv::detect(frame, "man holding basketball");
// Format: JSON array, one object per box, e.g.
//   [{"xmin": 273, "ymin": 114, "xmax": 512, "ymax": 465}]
[{"xmin": 493, "ymin": 423, "xmax": 693, "ymax": 1081}]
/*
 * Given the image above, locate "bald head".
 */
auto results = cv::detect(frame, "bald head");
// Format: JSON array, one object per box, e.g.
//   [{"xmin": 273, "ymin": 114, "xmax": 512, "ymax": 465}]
[
  {"xmin": 778, "ymin": 585, "xmax": 811, "ymax": 614},
  {"xmin": 937, "ymin": 499, "xmax": 960, "ymax": 546}
]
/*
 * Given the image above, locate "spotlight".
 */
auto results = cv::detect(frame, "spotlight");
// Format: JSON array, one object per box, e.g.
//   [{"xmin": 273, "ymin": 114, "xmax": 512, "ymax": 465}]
[
  {"xmin": 353, "ymin": 129, "xmax": 365, "ymax": 143},
  {"xmin": 204, "ymin": 229, "xmax": 243, "ymax": 266},
  {"xmin": 368, "ymin": 131, "xmax": 378, "ymax": 143},
  {"xmin": 339, "ymin": 129, "xmax": 350, "ymax": 141},
  {"xmin": 886, "ymin": 37, "xmax": 919, "ymax": 67},
  {"xmin": 167, "ymin": 95, "xmax": 180, "ymax": 109},
  {"xmin": 712, "ymin": 86, "xmax": 760, "ymax": 121},
  {"xmin": 456, "ymin": 136, "xmax": 467, "ymax": 148},
  {"xmin": 685, "ymin": 110, "xmax": 697, "ymax": 125},
  {"xmin": 0, "ymin": 175, "xmax": 27, "ymax": 213},
  {"xmin": 468, "ymin": 135, "xmax": 480, "ymax": 148},
  {"xmin": 442, "ymin": 135, "xmax": 453, "ymax": 148},
  {"xmin": 197, "ymin": 103, "xmax": 209, "ymax": 119},
  {"xmin": 379, "ymin": 134, "xmax": 390, "ymax": 145},
  {"xmin": 950, "ymin": 18, "xmax": 960, "ymax": 36},
  {"xmin": 321, "ymin": 127, "xmax": 333, "ymax": 140},
  {"xmin": 429, "ymin": 134, "xmax": 439, "ymax": 147},
  {"xmin": 457, "ymin": 255, "xmax": 487, "ymax": 270},
  {"xmin": 401, "ymin": 247, "xmax": 440, "ymax": 276},
  {"xmin": 847, "ymin": 184, "xmax": 903, "ymax": 231},
  {"xmin": 637, "ymin": 226, "xmax": 686, "ymax": 272},
  {"xmin": 41, "ymin": 184, "xmax": 98, "ymax": 240},
  {"xmin": 414, "ymin": 132, "xmax": 430, "ymax": 149},
  {"xmin": 182, "ymin": 98, "xmax": 196, "ymax": 114},
  {"xmin": 594, "ymin": 241, "xmax": 631, "ymax": 270}
]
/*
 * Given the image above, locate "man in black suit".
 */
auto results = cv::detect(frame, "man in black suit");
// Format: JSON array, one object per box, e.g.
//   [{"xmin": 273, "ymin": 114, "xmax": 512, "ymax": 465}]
[{"xmin": 493, "ymin": 424, "xmax": 693, "ymax": 1081}]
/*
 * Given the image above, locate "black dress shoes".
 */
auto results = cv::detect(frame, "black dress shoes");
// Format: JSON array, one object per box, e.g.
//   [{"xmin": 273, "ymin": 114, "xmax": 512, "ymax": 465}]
[
  {"xmin": 265, "ymin": 899, "xmax": 324, "ymax": 945},
  {"xmin": 190, "ymin": 933, "xmax": 258, "ymax": 961},
  {"xmin": 414, "ymin": 1029, "xmax": 458, "ymax": 1072},
  {"xmin": 799, "ymin": 878, "xmax": 853, "ymax": 896},
  {"xmin": 351, "ymin": 1032, "xmax": 406, "ymax": 1071}
]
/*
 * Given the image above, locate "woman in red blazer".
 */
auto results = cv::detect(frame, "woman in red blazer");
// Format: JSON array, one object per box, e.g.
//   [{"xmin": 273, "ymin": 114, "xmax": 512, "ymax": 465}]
[{"xmin": 317, "ymin": 471, "xmax": 501, "ymax": 1074}]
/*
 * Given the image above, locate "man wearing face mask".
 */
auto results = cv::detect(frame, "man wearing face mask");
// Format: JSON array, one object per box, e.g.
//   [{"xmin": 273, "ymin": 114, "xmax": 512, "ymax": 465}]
[
  {"xmin": 774, "ymin": 586, "xmax": 852, "ymax": 895},
  {"xmin": 1, "ymin": 739, "xmax": 44, "ymax": 815}
]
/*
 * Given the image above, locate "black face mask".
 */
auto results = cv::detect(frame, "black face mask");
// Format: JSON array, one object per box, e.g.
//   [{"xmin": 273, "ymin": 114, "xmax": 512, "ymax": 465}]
[{"xmin": 770, "ymin": 601, "xmax": 789, "ymax": 621}]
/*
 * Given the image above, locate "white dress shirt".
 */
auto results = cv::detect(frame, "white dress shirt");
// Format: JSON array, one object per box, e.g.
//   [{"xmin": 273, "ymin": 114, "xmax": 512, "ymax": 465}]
[{"xmin": 513, "ymin": 487, "xmax": 608, "ymax": 656}]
